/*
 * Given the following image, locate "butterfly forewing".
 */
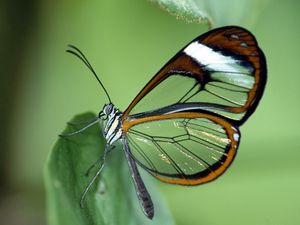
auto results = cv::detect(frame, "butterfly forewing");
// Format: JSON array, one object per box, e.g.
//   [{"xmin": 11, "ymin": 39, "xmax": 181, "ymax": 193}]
[
  {"xmin": 123, "ymin": 112, "xmax": 240, "ymax": 185},
  {"xmin": 123, "ymin": 26, "xmax": 266, "ymax": 125}
]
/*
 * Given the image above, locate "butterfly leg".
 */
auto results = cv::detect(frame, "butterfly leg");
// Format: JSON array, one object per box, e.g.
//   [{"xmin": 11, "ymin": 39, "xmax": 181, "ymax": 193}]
[
  {"xmin": 67, "ymin": 117, "xmax": 99, "ymax": 127},
  {"xmin": 80, "ymin": 143, "xmax": 111, "ymax": 208},
  {"xmin": 59, "ymin": 118, "xmax": 100, "ymax": 137},
  {"xmin": 85, "ymin": 145, "xmax": 115, "ymax": 177},
  {"xmin": 123, "ymin": 138, "xmax": 154, "ymax": 219}
]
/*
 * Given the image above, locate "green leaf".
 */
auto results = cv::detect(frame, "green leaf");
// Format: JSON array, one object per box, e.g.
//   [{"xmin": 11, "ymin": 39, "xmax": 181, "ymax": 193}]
[
  {"xmin": 44, "ymin": 112, "xmax": 174, "ymax": 225},
  {"xmin": 149, "ymin": 0, "xmax": 212, "ymax": 25},
  {"xmin": 149, "ymin": 0, "xmax": 269, "ymax": 27}
]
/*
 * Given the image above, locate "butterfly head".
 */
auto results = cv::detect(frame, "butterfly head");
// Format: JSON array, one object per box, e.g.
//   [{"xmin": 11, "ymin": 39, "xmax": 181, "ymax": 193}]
[{"xmin": 99, "ymin": 103, "xmax": 117, "ymax": 118}]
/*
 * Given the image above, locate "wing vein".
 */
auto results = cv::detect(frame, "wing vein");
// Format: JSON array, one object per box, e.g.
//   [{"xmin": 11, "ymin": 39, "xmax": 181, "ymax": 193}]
[
  {"xmin": 204, "ymin": 89, "xmax": 244, "ymax": 106},
  {"xmin": 127, "ymin": 135, "xmax": 157, "ymax": 172}
]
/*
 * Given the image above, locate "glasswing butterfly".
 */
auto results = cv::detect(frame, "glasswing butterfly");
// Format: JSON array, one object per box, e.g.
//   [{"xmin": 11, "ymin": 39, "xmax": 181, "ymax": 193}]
[{"xmin": 61, "ymin": 26, "xmax": 267, "ymax": 219}]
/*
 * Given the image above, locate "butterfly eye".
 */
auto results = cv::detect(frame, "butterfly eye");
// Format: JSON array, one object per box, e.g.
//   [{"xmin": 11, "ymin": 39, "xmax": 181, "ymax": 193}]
[{"xmin": 103, "ymin": 103, "xmax": 113, "ymax": 115}]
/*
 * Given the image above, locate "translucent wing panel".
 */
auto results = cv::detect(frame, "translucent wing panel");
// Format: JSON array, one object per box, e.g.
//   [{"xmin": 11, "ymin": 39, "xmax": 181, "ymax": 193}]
[
  {"xmin": 131, "ymin": 71, "xmax": 253, "ymax": 122},
  {"xmin": 124, "ymin": 113, "xmax": 240, "ymax": 185},
  {"xmin": 131, "ymin": 75, "xmax": 198, "ymax": 115}
]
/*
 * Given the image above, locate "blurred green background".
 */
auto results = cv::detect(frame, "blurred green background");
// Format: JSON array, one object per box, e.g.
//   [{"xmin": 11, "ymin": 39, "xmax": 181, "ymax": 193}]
[{"xmin": 1, "ymin": 0, "xmax": 299, "ymax": 224}]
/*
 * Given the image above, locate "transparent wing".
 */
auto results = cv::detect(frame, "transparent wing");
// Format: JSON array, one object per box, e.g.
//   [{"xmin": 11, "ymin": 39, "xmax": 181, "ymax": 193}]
[
  {"xmin": 123, "ymin": 112, "xmax": 240, "ymax": 185},
  {"xmin": 122, "ymin": 26, "xmax": 267, "ymax": 125}
]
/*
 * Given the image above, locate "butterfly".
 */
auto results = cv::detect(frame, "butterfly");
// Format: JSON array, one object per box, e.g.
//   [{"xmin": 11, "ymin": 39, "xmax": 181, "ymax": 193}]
[{"xmin": 62, "ymin": 26, "xmax": 267, "ymax": 219}]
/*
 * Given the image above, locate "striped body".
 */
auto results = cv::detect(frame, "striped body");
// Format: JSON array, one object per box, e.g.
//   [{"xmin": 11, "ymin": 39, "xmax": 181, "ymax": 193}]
[
  {"xmin": 102, "ymin": 104, "xmax": 154, "ymax": 218},
  {"xmin": 103, "ymin": 104, "xmax": 123, "ymax": 145}
]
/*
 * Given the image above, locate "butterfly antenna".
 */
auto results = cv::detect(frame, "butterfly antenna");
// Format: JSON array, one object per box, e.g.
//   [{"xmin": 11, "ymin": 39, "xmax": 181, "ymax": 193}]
[{"xmin": 66, "ymin": 44, "xmax": 112, "ymax": 103}]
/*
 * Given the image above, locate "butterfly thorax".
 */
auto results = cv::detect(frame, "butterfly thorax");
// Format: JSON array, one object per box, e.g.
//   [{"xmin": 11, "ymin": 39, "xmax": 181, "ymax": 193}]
[{"xmin": 102, "ymin": 103, "xmax": 123, "ymax": 145}]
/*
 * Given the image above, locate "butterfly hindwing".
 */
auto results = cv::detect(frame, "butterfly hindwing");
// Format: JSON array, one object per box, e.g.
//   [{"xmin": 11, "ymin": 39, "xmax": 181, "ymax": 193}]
[{"xmin": 122, "ymin": 112, "xmax": 240, "ymax": 185}]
